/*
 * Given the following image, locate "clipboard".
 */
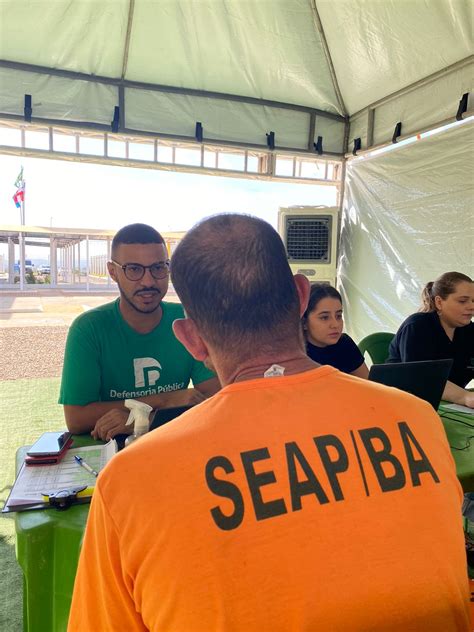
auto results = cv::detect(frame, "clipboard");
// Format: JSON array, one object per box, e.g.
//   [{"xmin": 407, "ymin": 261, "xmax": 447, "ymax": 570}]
[{"xmin": 3, "ymin": 440, "xmax": 117, "ymax": 513}]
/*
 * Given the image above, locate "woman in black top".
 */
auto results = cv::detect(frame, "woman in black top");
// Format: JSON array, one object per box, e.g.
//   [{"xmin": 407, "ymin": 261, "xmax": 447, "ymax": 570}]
[
  {"xmin": 388, "ymin": 271, "xmax": 474, "ymax": 408},
  {"xmin": 303, "ymin": 284, "xmax": 368, "ymax": 378}
]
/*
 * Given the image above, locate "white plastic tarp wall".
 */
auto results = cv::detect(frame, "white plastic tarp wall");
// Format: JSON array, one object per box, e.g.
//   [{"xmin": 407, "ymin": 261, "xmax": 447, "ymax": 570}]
[{"xmin": 338, "ymin": 119, "xmax": 474, "ymax": 345}]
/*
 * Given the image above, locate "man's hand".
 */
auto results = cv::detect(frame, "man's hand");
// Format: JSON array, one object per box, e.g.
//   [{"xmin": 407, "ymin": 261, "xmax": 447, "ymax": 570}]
[
  {"xmin": 91, "ymin": 409, "xmax": 132, "ymax": 441},
  {"xmin": 89, "ymin": 389, "xmax": 207, "ymax": 441}
]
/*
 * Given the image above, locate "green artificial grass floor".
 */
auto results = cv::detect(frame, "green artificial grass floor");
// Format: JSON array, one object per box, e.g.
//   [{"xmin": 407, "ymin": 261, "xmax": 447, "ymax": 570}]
[{"xmin": 0, "ymin": 377, "xmax": 66, "ymax": 632}]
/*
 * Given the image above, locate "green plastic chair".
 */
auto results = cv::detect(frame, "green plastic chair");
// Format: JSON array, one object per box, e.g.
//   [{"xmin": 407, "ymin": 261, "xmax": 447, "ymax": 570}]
[{"xmin": 358, "ymin": 332, "xmax": 395, "ymax": 365}]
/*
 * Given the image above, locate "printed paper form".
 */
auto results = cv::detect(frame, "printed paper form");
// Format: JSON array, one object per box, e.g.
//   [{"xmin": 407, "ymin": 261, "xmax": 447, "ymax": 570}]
[
  {"xmin": 7, "ymin": 441, "xmax": 117, "ymax": 507},
  {"xmin": 441, "ymin": 403, "xmax": 474, "ymax": 415}
]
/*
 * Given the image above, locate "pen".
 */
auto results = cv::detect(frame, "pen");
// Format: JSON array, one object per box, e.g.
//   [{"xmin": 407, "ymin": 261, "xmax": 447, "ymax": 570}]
[{"xmin": 74, "ymin": 455, "xmax": 99, "ymax": 477}]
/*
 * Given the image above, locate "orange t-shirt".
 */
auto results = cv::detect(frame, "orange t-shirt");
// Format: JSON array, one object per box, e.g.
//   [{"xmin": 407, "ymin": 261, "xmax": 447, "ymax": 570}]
[{"xmin": 68, "ymin": 367, "xmax": 470, "ymax": 631}]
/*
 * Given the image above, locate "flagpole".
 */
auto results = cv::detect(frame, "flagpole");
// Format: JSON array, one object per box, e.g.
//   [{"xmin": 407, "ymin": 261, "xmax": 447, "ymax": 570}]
[{"xmin": 19, "ymin": 176, "xmax": 26, "ymax": 290}]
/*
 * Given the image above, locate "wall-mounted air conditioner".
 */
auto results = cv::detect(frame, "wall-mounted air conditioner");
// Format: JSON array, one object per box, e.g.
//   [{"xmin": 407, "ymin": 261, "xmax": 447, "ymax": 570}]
[{"xmin": 278, "ymin": 206, "xmax": 339, "ymax": 286}]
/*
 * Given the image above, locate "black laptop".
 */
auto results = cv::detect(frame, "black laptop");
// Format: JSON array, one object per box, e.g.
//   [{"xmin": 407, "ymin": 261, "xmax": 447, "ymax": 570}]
[
  {"xmin": 149, "ymin": 405, "xmax": 193, "ymax": 431},
  {"xmin": 368, "ymin": 359, "xmax": 453, "ymax": 410}
]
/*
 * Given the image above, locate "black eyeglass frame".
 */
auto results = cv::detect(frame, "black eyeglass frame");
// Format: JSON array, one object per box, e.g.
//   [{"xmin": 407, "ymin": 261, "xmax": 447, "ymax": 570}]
[{"xmin": 110, "ymin": 259, "xmax": 170, "ymax": 281}]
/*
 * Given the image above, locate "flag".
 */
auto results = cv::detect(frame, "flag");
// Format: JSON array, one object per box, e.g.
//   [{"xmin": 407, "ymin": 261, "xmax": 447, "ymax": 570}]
[
  {"xmin": 14, "ymin": 166, "xmax": 24, "ymax": 188},
  {"xmin": 13, "ymin": 166, "xmax": 25, "ymax": 208},
  {"xmin": 13, "ymin": 186, "xmax": 25, "ymax": 208}
]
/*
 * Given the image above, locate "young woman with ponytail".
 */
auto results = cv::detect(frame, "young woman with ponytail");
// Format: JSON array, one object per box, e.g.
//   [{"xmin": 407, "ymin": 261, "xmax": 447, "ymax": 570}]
[{"xmin": 388, "ymin": 271, "xmax": 474, "ymax": 407}]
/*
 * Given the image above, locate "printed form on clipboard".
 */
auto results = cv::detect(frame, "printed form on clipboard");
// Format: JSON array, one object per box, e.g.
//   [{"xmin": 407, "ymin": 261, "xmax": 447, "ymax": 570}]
[{"xmin": 3, "ymin": 440, "xmax": 118, "ymax": 513}]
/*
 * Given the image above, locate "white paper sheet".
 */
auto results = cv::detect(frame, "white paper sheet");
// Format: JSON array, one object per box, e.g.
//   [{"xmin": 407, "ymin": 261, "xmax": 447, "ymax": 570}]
[{"xmin": 441, "ymin": 404, "xmax": 474, "ymax": 416}]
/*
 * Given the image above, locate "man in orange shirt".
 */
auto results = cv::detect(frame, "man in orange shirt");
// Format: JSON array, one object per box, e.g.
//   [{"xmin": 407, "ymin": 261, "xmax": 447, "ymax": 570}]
[{"xmin": 69, "ymin": 214, "xmax": 470, "ymax": 631}]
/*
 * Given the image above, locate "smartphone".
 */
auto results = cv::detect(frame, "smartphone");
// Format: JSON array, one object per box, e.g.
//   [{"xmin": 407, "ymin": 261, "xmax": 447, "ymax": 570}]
[
  {"xmin": 26, "ymin": 431, "xmax": 72, "ymax": 457},
  {"xmin": 25, "ymin": 452, "xmax": 68, "ymax": 466}
]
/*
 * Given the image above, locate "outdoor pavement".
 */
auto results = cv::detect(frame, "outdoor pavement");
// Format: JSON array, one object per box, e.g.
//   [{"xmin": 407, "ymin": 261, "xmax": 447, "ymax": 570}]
[
  {"xmin": 0, "ymin": 287, "xmax": 179, "ymax": 327},
  {"xmin": 0, "ymin": 290, "xmax": 118, "ymax": 327}
]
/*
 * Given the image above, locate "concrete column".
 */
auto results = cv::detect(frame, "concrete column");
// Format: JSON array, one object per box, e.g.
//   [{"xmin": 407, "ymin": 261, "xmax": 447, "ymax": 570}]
[
  {"xmin": 78, "ymin": 240, "xmax": 81, "ymax": 286},
  {"xmin": 66, "ymin": 245, "xmax": 69, "ymax": 284},
  {"xmin": 8, "ymin": 237, "xmax": 15, "ymax": 284},
  {"xmin": 59, "ymin": 246, "xmax": 63, "ymax": 284},
  {"xmin": 69, "ymin": 244, "xmax": 72, "ymax": 284},
  {"xmin": 50, "ymin": 237, "xmax": 57, "ymax": 288},
  {"xmin": 86, "ymin": 236, "xmax": 90, "ymax": 291},
  {"xmin": 107, "ymin": 238, "xmax": 111, "ymax": 287},
  {"xmin": 73, "ymin": 243, "xmax": 76, "ymax": 285},
  {"xmin": 19, "ymin": 231, "xmax": 25, "ymax": 290}
]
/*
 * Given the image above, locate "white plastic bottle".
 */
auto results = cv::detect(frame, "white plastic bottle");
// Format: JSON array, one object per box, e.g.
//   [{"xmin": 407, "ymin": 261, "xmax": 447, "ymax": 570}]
[{"xmin": 124, "ymin": 399, "xmax": 153, "ymax": 447}]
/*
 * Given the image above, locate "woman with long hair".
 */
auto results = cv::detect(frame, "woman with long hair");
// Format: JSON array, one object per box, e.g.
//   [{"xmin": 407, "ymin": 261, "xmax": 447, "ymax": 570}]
[
  {"xmin": 302, "ymin": 283, "xmax": 368, "ymax": 378},
  {"xmin": 388, "ymin": 271, "xmax": 474, "ymax": 407}
]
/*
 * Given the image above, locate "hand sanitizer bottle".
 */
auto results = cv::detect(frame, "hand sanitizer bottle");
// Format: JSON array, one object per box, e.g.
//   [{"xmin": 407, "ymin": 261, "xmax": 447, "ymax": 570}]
[{"xmin": 124, "ymin": 399, "xmax": 153, "ymax": 447}]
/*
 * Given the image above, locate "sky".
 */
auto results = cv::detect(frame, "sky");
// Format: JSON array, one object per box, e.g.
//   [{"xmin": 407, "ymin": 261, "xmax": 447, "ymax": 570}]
[{"xmin": 0, "ymin": 153, "xmax": 337, "ymax": 261}]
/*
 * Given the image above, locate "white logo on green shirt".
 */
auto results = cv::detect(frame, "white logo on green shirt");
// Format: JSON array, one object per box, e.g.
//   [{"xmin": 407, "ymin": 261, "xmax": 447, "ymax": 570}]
[{"xmin": 134, "ymin": 357, "xmax": 162, "ymax": 388}]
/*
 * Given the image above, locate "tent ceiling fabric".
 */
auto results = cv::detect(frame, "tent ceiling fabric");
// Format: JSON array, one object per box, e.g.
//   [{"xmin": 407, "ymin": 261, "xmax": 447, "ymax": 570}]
[
  {"xmin": 0, "ymin": 0, "xmax": 472, "ymax": 154},
  {"xmin": 317, "ymin": 0, "xmax": 473, "ymax": 115},
  {"xmin": 0, "ymin": 0, "xmax": 342, "ymax": 112},
  {"xmin": 127, "ymin": 1, "xmax": 341, "ymax": 114}
]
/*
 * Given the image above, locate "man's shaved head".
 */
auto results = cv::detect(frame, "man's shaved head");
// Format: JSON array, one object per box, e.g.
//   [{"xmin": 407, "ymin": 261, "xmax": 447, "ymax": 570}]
[{"xmin": 171, "ymin": 214, "xmax": 301, "ymax": 352}]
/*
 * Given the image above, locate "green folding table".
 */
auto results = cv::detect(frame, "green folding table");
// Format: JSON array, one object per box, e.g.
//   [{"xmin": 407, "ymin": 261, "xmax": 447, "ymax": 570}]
[
  {"xmin": 438, "ymin": 403, "xmax": 474, "ymax": 493},
  {"xmin": 15, "ymin": 435, "xmax": 100, "ymax": 632},
  {"xmin": 438, "ymin": 403, "xmax": 474, "ymax": 578}
]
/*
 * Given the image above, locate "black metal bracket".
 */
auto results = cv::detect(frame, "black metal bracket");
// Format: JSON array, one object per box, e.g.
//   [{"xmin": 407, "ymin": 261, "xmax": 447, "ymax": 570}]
[
  {"xmin": 392, "ymin": 121, "xmax": 402, "ymax": 143},
  {"xmin": 266, "ymin": 131, "xmax": 275, "ymax": 150},
  {"xmin": 111, "ymin": 106, "xmax": 120, "ymax": 133},
  {"xmin": 195, "ymin": 121, "xmax": 203, "ymax": 142},
  {"xmin": 313, "ymin": 135, "xmax": 323, "ymax": 155},
  {"xmin": 456, "ymin": 93, "xmax": 469, "ymax": 121},
  {"xmin": 24, "ymin": 94, "xmax": 32, "ymax": 122},
  {"xmin": 352, "ymin": 138, "xmax": 361, "ymax": 155}
]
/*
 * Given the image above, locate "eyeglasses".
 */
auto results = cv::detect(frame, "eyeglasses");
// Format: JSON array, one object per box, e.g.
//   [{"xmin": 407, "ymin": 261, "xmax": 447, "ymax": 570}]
[{"xmin": 111, "ymin": 260, "xmax": 170, "ymax": 281}]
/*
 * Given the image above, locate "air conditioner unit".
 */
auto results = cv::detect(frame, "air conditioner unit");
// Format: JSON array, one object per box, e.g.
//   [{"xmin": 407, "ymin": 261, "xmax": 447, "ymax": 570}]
[{"xmin": 278, "ymin": 206, "xmax": 339, "ymax": 286}]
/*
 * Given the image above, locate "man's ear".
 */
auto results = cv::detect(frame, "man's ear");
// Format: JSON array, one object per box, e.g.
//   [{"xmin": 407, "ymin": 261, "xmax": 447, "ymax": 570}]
[
  {"xmin": 107, "ymin": 261, "xmax": 117, "ymax": 282},
  {"xmin": 294, "ymin": 274, "xmax": 310, "ymax": 317},
  {"xmin": 173, "ymin": 318, "xmax": 209, "ymax": 362}
]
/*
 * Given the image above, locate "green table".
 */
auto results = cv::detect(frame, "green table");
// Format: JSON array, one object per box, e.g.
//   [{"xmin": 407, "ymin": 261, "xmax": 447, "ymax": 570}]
[
  {"xmin": 15, "ymin": 435, "xmax": 100, "ymax": 632},
  {"xmin": 439, "ymin": 404, "xmax": 474, "ymax": 578},
  {"xmin": 438, "ymin": 403, "xmax": 474, "ymax": 493}
]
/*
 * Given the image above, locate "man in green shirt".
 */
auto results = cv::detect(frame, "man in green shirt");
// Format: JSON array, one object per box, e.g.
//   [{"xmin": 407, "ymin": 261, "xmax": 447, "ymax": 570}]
[{"xmin": 59, "ymin": 223, "xmax": 219, "ymax": 439}]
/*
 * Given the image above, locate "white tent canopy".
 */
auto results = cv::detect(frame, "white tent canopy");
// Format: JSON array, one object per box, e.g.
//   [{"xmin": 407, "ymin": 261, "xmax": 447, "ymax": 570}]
[
  {"xmin": 0, "ymin": 0, "xmax": 472, "ymax": 337},
  {"xmin": 0, "ymin": 0, "xmax": 472, "ymax": 156}
]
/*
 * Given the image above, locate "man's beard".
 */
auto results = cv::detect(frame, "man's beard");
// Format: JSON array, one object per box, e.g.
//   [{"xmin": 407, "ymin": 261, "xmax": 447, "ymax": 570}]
[{"xmin": 117, "ymin": 282, "xmax": 162, "ymax": 314}]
